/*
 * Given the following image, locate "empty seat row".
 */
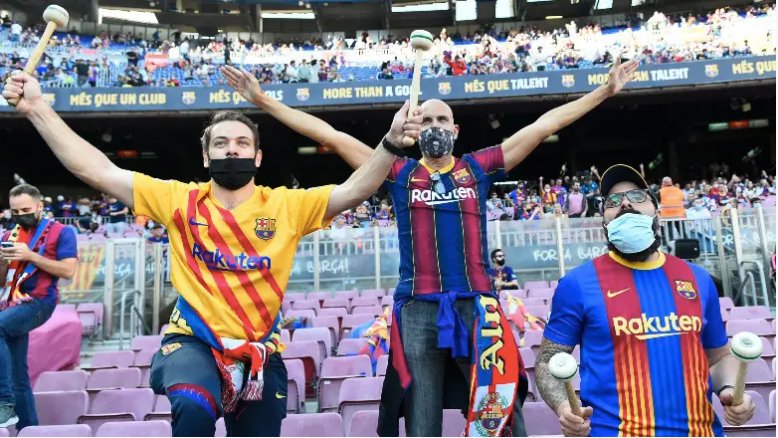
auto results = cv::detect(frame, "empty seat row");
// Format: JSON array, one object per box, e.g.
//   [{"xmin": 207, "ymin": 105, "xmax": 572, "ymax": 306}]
[{"xmin": 36, "ymin": 368, "xmax": 148, "ymax": 392}]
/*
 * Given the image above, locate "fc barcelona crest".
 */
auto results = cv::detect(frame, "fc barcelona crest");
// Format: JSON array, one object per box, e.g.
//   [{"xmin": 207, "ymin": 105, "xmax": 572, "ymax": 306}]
[
  {"xmin": 438, "ymin": 82, "xmax": 452, "ymax": 96},
  {"xmin": 453, "ymin": 168, "xmax": 472, "ymax": 184},
  {"xmin": 255, "ymin": 218, "xmax": 276, "ymax": 240},
  {"xmin": 705, "ymin": 64, "xmax": 719, "ymax": 78},
  {"xmin": 561, "ymin": 74, "xmax": 575, "ymax": 88},
  {"xmin": 43, "ymin": 94, "xmax": 57, "ymax": 107},
  {"xmin": 182, "ymin": 91, "xmax": 196, "ymax": 105},
  {"xmin": 475, "ymin": 392, "xmax": 510, "ymax": 436},
  {"xmin": 675, "ymin": 280, "xmax": 697, "ymax": 300},
  {"xmin": 296, "ymin": 88, "xmax": 310, "ymax": 102}
]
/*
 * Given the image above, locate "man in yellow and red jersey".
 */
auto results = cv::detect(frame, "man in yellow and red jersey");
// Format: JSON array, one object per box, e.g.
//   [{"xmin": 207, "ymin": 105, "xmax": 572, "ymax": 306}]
[{"xmin": 3, "ymin": 71, "xmax": 422, "ymax": 437}]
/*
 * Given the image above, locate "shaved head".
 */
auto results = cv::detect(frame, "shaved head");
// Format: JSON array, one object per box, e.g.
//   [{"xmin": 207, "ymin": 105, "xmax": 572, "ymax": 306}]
[{"xmin": 420, "ymin": 99, "xmax": 459, "ymax": 136}]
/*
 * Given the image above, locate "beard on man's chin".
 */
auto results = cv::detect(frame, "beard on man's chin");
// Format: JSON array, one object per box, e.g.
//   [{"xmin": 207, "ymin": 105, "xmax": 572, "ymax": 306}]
[{"xmin": 605, "ymin": 208, "xmax": 662, "ymax": 263}]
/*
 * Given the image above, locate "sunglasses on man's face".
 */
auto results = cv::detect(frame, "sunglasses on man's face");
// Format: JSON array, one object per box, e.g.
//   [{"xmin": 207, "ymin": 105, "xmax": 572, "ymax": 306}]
[{"xmin": 604, "ymin": 189, "xmax": 649, "ymax": 209}]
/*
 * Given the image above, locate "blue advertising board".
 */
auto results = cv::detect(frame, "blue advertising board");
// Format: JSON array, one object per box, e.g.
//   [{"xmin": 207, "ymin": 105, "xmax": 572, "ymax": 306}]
[{"xmin": 0, "ymin": 56, "xmax": 773, "ymax": 113}]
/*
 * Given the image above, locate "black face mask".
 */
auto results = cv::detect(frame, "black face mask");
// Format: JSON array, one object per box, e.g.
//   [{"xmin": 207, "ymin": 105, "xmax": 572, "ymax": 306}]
[
  {"xmin": 418, "ymin": 127, "xmax": 455, "ymax": 158},
  {"xmin": 494, "ymin": 258, "xmax": 505, "ymax": 266},
  {"xmin": 13, "ymin": 212, "xmax": 40, "ymax": 230},
  {"xmin": 208, "ymin": 158, "xmax": 257, "ymax": 190}
]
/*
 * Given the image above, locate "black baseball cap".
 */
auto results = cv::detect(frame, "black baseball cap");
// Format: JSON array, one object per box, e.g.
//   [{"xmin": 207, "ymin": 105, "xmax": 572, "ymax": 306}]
[{"xmin": 599, "ymin": 164, "xmax": 650, "ymax": 197}]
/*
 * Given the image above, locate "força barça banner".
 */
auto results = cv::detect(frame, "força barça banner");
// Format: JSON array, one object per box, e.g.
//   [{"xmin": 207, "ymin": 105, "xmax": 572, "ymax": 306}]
[{"xmin": 0, "ymin": 56, "xmax": 774, "ymax": 113}]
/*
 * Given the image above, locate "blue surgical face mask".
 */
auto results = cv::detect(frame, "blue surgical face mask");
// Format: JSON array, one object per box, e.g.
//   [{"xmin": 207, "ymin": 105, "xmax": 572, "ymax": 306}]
[{"xmin": 606, "ymin": 213, "xmax": 657, "ymax": 254}]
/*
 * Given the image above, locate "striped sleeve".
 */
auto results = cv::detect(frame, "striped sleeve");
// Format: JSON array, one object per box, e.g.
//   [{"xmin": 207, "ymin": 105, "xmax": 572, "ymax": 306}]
[
  {"xmin": 132, "ymin": 173, "xmax": 190, "ymax": 226},
  {"xmin": 469, "ymin": 145, "xmax": 506, "ymax": 183}
]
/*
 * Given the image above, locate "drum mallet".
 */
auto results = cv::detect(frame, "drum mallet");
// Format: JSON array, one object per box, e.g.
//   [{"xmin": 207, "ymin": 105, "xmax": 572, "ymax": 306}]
[
  {"xmin": 402, "ymin": 29, "xmax": 434, "ymax": 146},
  {"xmin": 730, "ymin": 331, "xmax": 762, "ymax": 405},
  {"xmin": 549, "ymin": 352, "xmax": 582, "ymax": 416}
]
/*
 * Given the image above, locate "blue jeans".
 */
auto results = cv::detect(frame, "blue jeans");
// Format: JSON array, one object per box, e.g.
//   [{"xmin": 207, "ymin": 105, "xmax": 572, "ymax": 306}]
[
  {"xmin": 0, "ymin": 299, "xmax": 55, "ymax": 429},
  {"xmin": 400, "ymin": 298, "xmax": 526, "ymax": 437}
]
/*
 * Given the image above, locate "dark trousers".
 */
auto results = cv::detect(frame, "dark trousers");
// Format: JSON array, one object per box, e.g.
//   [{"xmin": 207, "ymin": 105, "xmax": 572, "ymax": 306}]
[
  {"xmin": 0, "ymin": 299, "xmax": 55, "ymax": 430},
  {"xmin": 150, "ymin": 334, "xmax": 287, "ymax": 437},
  {"xmin": 400, "ymin": 298, "xmax": 527, "ymax": 437}
]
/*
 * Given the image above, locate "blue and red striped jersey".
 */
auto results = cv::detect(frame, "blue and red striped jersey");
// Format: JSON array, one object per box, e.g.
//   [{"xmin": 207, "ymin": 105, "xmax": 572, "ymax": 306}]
[
  {"xmin": 385, "ymin": 145, "xmax": 506, "ymax": 298},
  {"xmin": 544, "ymin": 251, "xmax": 728, "ymax": 437}
]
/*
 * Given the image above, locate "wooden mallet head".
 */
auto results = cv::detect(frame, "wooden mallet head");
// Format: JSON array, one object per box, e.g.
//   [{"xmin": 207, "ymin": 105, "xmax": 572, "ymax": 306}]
[
  {"xmin": 730, "ymin": 331, "xmax": 762, "ymax": 405},
  {"xmin": 401, "ymin": 29, "xmax": 434, "ymax": 147},
  {"xmin": 6, "ymin": 5, "xmax": 69, "ymax": 106},
  {"xmin": 549, "ymin": 352, "xmax": 582, "ymax": 417}
]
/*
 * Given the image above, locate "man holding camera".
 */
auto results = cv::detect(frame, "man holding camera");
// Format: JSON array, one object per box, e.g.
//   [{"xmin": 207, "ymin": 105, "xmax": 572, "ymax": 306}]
[{"xmin": 0, "ymin": 184, "xmax": 77, "ymax": 430}]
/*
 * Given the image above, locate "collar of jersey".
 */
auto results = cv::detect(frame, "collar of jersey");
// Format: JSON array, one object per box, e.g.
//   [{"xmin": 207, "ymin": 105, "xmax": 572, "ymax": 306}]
[
  {"xmin": 419, "ymin": 157, "xmax": 455, "ymax": 174},
  {"xmin": 608, "ymin": 250, "xmax": 666, "ymax": 270}
]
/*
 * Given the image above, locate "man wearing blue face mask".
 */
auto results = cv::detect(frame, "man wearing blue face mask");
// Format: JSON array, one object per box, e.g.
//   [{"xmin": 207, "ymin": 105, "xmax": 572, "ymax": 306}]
[{"xmin": 535, "ymin": 164, "xmax": 755, "ymax": 437}]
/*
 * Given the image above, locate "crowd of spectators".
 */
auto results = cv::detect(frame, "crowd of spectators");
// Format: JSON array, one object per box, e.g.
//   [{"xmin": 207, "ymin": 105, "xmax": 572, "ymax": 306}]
[{"xmin": 0, "ymin": 4, "xmax": 774, "ymax": 88}]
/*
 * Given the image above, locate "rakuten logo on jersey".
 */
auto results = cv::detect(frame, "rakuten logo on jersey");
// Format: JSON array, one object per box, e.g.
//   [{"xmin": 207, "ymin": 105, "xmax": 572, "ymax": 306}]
[{"xmin": 411, "ymin": 187, "xmax": 477, "ymax": 206}]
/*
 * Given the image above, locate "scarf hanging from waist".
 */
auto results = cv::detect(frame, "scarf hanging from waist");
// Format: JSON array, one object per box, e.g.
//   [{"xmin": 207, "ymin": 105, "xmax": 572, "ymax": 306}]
[
  {"xmin": 1, "ymin": 219, "xmax": 52, "ymax": 311},
  {"xmin": 212, "ymin": 338, "xmax": 268, "ymax": 413}
]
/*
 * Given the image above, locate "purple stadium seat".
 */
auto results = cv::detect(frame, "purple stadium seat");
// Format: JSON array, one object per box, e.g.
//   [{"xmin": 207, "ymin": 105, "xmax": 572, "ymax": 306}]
[
  {"xmin": 550, "ymin": 280, "xmax": 559, "ymax": 289},
  {"xmin": 134, "ymin": 349, "xmax": 156, "ymax": 367},
  {"xmin": 286, "ymin": 309, "xmax": 316, "ymax": 323},
  {"xmin": 313, "ymin": 315, "xmax": 340, "ymax": 347},
  {"xmin": 284, "ymin": 293, "xmax": 306, "ymax": 304},
  {"xmin": 319, "ymin": 308, "xmax": 349, "ymax": 321},
  {"xmin": 34, "ymin": 390, "xmax": 89, "ymax": 425},
  {"xmin": 282, "ymin": 301, "xmax": 291, "ymax": 315},
  {"xmin": 341, "ymin": 314, "xmax": 375, "ymax": 338},
  {"xmin": 307, "ymin": 291, "xmax": 331, "ymax": 303},
  {"xmin": 744, "ymin": 359, "xmax": 775, "ymax": 402},
  {"xmin": 87, "ymin": 368, "xmax": 142, "ymax": 390},
  {"xmin": 523, "ymin": 402, "xmax": 563, "ymax": 436},
  {"xmin": 285, "ymin": 359, "xmax": 306, "ymax": 413},
  {"xmin": 56, "ymin": 304, "xmax": 77, "ymax": 313},
  {"xmin": 519, "ymin": 347, "xmax": 536, "ymax": 386},
  {"xmin": 730, "ymin": 306, "xmax": 773, "ymax": 321},
  {"xmin": 293, "ymin": 299, "xmax": 322, "ymax": 313},
  {"xmin": 520, "ymin": 298, "xmax": 547, "ymax": 307},
  {"xmin": 281, "ymin": 329, "xmax": 291, "ymax": 344},
  {"xmin": 334, "ymin": 290, "xmax": 359, "ymax": 301},
  {"xmin": 528, "ymin": 289, "xmax": 554, "ymax": 301},
  {"xmin": 130, "ymin": 335, "xmax": 163, "ymax": 352},
  {"xmin": 526, "ymin": 306, "xmax": 551, "ymax": 321},
  {"xmin": 34, "ymin": 370, "xmax": 89, "ymax": 392},
  {"xmin": 87, "ymin": 351, "xmax": 135, "ymax": 370},
  {"xmin": 338, "ymin": 377, "xmax": 384, "ymax": 434},
  {"xmin": 17, "ymin": 425, "xmax": 92, "ymax": 437},
  {"xmin": 721, "ymin": 308, "xmax": 730, "ymax": 323},
  {"xmin": 337, "ymin": 338, "xmax": 368, "ymax": 356},
  {"xmin": 727, "ymin": 319, "xmax": 774, "ymax": 337},
  {"xmin": 77, "ymin": 303, "xmax": 104, "ymax": 337},
  {"xmin": 77, "ymin": 388, "xmax": 155, "ymax": 432},
  {"xmin": 319, "ymin": 356, "xmax": 373, "ymax": 411},
  {"xmin": 351, "ymin": 297, "xmax": 379, "ymax": 308},
  {"xmin": 719, "ymin": 297, "xmax": 735, "ymax": 310},
  {"xmin": 159, "ymin": 324, "xmax": 170, "ymax": 335},
  {"xmin": 95, "ymin": 420, "xmax": 171, "ymax": 437},
  {"xmin": 216, "ymin": 418, "xmax": 226, "ymax": 437},
  {"xmin": 323, "ymin": 298, "xmax": 351, "ymax": 312},
  {"xmin": 360, "ymin": 289, "xmax": 385, "ymax": 299},
  {"xmin": 380, "ymin": 296, "xmax": 394, "ymax": 308},
  {"xmin": 770, "ymin": 390, "xmax": 775, "ymax": 423},
  {"xmin": 0, "ymin": 429, "xmax": 7, "ymax": 437},
  {"xmin": 282, "ymin": 341, "xmax": 322, "ymax": 399},
  {"xmin": 523, "ymin": 330, "xmax": 544, "ymax": 356},
  {"xmin": 281, "ymin": 413, "xmax": 344, "ymax": 437},
  {"xmin": 347, "ymin": 410, "xmax": 380, "ymax": 437},
  {"xmin": 294, "ymin": 327, "xmax": 332, "ymax": 358},
  {"xmin": 351, "ymin": 306, "xmax": 382, "ymax": 317},
  {"xmin": 376, "ymin": 355, "xmax": 389, "ymax": 377},
  {"xmin": 500, "ymin": 290, "xmax": 526, "ymax": 300},
  {"xmin": 442, "ymin": 409, "xmax": 467, "ymax": 437},
  {"xmin": 524, "ymin": 281, "xmax": 550, "ymax": 291}
]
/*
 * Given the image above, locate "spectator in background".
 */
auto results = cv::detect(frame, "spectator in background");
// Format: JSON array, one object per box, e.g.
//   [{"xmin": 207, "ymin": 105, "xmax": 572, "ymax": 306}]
[
  {"xmin": 444, "ymin": 54, "xmax": 467, "ymax": 76},
  {"xmin": 551, "ymin": 178, "xmax": 567, "ymax": 209},
  {"xmin": 566, "ymin": 181, "xmax": 587, "ymax": 218},
  {"xmin": 74, "ymin": 59, "xmax": 88, "ymax": 87},
  {"xmin": 686, "ymin": 196, "xmax": 712, "ymax": 219},
  {"xmin": 658, "ymin": 176, "xmax": 686, "ymax": 219},
  {"xmin": 286, "ymin": 61, "xmax": 299, "ymax": 83},
  {"xmin": 106, "ymin": 195, "xmax": 128, "ymax": 235},
  {"xmin": 581, "ymin": 169, "xmax": 600, "ymax": 217},
  {"xmin": 126, "ymin": 49, "xmax": 139, "ymax": 67},
  {"xmin": 10, "ymin": 22, "xmax": 21, "ymax": 43},
  {"xmin": 147, "ymin": 223, "xmax": 169, "ymax": 244},
  {"xmin": 297, "ymin": 60, "xmax": 310, "ymax": 83},
  {"xmin": 489, "ymin": 249, "xmax": 519, "ymax": 292},
  {"xmin": 353, "ymin": 202, "xmax": 373, "ymax": 228}
]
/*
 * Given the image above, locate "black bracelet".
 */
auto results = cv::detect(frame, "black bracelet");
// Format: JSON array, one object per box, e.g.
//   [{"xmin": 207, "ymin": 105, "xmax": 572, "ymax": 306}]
[
  {"xmin": 716, "ymin": 385, "xmax": 734, "ymax": 397},
  {"xmin": 381, "ymin": 136, "xmax": 405, "ymax": 157}
]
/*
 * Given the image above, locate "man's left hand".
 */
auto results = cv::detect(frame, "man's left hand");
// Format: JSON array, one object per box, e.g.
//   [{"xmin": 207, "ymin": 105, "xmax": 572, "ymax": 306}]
[
  {"xmin": 604, "ymin": 56, "xmax": 640, "ymax": 96},
  {"xmin": 1, "ymin": 242, "xmax": 34, "ymax": 262},
  {"xmin": 718, "ymin": 388, "xmax": 756, "ymax": 426}
]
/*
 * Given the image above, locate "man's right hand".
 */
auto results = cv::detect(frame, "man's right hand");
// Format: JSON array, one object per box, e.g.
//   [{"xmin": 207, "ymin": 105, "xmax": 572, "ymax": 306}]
[
  {"xmin": 556, "ymin": 400, "xmax": 593, "ymax": 437},
  {"xmin": 221, "ymin": 65, "xmax": 264, "ymax": 106},
  {"xmin": 3, "ymin": 71, "xmax": 43, "ymax": 116}
]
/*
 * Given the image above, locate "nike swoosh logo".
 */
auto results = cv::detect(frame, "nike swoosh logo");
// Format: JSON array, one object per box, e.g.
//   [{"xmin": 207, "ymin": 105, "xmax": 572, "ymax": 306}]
[
  {"xmin": 275, "ymin": 392, "xmax": 286, "ymax": 399},
  {"xmin": 188, "ymin": 218, "xmax": 209, "ymax": 227},
  {"xmin": 606, "ymin": 288, "xmax": 631, "ymax": 298},
  {"xmin": 410, "ymin": 178, "xmax": 426, "ymax": 182}
]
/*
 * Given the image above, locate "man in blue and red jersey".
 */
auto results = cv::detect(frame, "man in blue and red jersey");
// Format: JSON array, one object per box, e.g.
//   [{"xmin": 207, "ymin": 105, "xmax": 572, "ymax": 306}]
[
  {"xmin": 220, "ymin": 57, "xmax": 640, "ymax": 436},
  {"xmin": 0, "ymin": 184, "xmax": 77, "ymax": 429},
  {"xmin": 536, "ymin": 164, "xmax": 756, "ymax": 437}
]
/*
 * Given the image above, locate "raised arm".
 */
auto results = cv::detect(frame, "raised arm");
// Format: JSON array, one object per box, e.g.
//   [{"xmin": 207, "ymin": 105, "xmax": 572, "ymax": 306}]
[
  {"xmin": 3, "ymin": 73, "xmax": 134, "ymax": 208},
  {"xmin": 324, "ymin": 101, "xmax": 420, "ymax": 218},
  {"xmin": 222, "ymin": 65, "xmax": 373, "ymax": 170},
  {"xmin": 501, "ymin": 58, "xmax": 639, "ymax": 171}
]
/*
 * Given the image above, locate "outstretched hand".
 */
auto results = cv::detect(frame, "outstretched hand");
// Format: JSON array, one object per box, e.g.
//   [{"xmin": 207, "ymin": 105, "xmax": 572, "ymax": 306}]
[
  {"xmin": 387, "ymin": 100, "xmax": 423, "ymax": 148},
  {"xmin": 2, "ymin": 71, "xmax": 43, "ymax": 115},
  {"xmin": 221, "ymin": 65, "xmax": 264, "ymax": 105},
  {"xmin": 604, "ymin": 56, "xmax": 640, "ymax": 96}
]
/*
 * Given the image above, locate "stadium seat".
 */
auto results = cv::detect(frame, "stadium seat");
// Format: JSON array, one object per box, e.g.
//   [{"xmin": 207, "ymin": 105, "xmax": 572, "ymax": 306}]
[
  {"xmin": 337, "ymin": 338, "xmax": 368, "ymax": 356},
  {"xmin": 312, "ymin": 315, "xmax": 340, "ymax": 347},
  {"xmin": 380, "ymin": 296, "xmax": 394, "ymax": 308},
  {"xmin": 285, "ymin": 359, "xmax": 306, "ymax": 413},
  {"xmin": 319, "ymin": 307, "xmax": 349, "ymax": 320},
  {"xmin": 338, "ymin": 377, "xmax": 384, "ymax": 435},
  {"xmin": 524, "ymin": 281, "xmax": 550, "ymax": 290},
  {"xmin": 523, "ymin": 402, "xmax": 563, "ymax": 436},
  {"xmin": 550, "ymin": 280, "xmax": 559, "ymax": 289},
  {"xmin": 34, "ymin": 370, "xmax": 89, "ymax": 392},
  {"xmin": 77, "ymin": 388, "xmax": 155, "ymax": 432},
  {"xmin": 77, "ymin": 303, "xmax": 104, "ymax": 337},
  {"xmin": 727, "ymin": 319, "xmax": 775, "ymax": 337},
  {"xmin": 130, "ymin": 335, "xmax": 163, "ymax": 352},
  {"xmin": 334, "ymin": 290, "xmax": 359, "ymax": 301},
  {"xmin": 282, "ymin": 341, "xmax": 323, "ymax": 399},
  {"xmin": 770, "ymin": 390, "xmax": 775, "ymax": 423},
  {"xmin": 95, "ymin": 420, "xmax": 171, "ymax": 437},
  {"xmin": 442, "ymin": 409, "xmax": 467, "ymax": 437},
  {"xmin": 351, "ymin": 305, "xmax": 382, "ymax": 317},
  {"xmin": 216, "ymin": 418, "xmax": 226, "ymax": 437},
  {"xmin": 294, "ymin": 327, "xmax": 332, "ymax": 359},
  {"xmin": 519, "ymin": 347, "xmax": 536, "ymax": 385},
  {"xmin": 284, "ymin": 293, "xmax": 305, "ymax": 304},
  {"xmin": 744, "ymin": 359, "xmax": 775, "ymax": 402},
  {"xmin": 341, "ymin": 314, "xmax": 375, "ymax": 338},
  {"xmin": 281, "ymin": 413, "xmax": 344, "ymax": 437},
  {"xmin": 376, "ymin": 355, "xmax": 389, "ymax": 377},
  {"xmin": 722, "ymin": 308, "xmax": 730, "ymax": 323},
  {"xmin": 87, "ymin": 351, "xmax": 135, "ymax": 370},
  {"xmin": 351, "ymin": 297, "xmax": 380, "ymax": 308},
  {"xmin": 523, "ymin": 331, "xmax": 544, "ymax": 356},
  {"xmin": 719, "ymin": 297, "xmax": 735, "ymax": 310},
  {"xmin": 281, "ymin": 329, "xmax": 291, "ymax": 344},
  {"xmin": 319, "ymin": 356, "xmax": 373, "ymax": 411},
  {"xmin": 34, "ymin": 390, "xmax": 89, "ymax": 425},
  {"xmin": 729, "ymin": 306, "xmax": 774, "ymax": 321},
  {"xmin": 307, "ymin": 291, "xmax": 331, "ymax": 303},
  {"xmin": 360, "ymin": 289, "xmax": 385, "ymax": 299},
  {"xmin": 287, "ymin": 309, "xmax": 316, "ymax": 323},
  {"xmin": 323, "ymin": 298, "xmax": 351, "ymax": 313},
  {"xmin": 520, "ymin": 298, "xmax": 546, "ymax": 307},
  {"xmin": 134, "ymin": 349, "xmax": 156, "ymax": 367},
  {"xmin": 56, "ymin": 304, "xmax": 77, "ymax": 313},
  {"xmin": 293, "ymin": 299, "xmax": 322, "ymax": 313},
  {"xmin": 159, "ymin": 324, "xmax": 170, "ymax": 335},
  {"xmin": 527, "ymin": 289, "xmax": 554, "ymax": 302},
  {"xmin": 17, "ymin": 425, "xmax": 92, "ymax": 437},
  {"xmin": 87, "ymin": 368, "xmax": 142, "ymax": 390}
]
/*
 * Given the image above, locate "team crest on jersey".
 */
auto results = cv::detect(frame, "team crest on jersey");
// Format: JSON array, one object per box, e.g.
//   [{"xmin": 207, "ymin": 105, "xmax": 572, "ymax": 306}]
[
  {"xmin": 561, "ymin": 74, "xmax": 575, "ymax": 88},
  {"xmin": 161, "ymin": 342, "xmax": 182, "ymax": 356},
  {"xmin": 675, "ymin": 280, "xmax": 697, "ymax": 300},
  {"xmin": 255, "ymin": 218, "xmax": 277, "ymax": 240},
  {"xmin": 438, "ymin": 82, "xmax": 452, "ymax": 95},
  {"xmin": 452, "ymin": 168, "xmax": 472, "ymax": 184},
  {"xmin": 705, "ymin": 64, "xmax": 719, "ymax": 78},
  {"xmin": 475, "ymin": 392, "xmax": 510, "ymax": 436},
  {"xmin": 296, "ymin": 88, "xmax": 310, "ymax": 102},
  {"xmin": 182, "ymin": 91, "xmax": 196, "ymax": 105}
]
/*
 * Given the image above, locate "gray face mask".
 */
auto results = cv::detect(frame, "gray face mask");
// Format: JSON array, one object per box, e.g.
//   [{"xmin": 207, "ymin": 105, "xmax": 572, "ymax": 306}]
[{"xmin": 418, "ymin": 127, "xmax": 455, "ymax": 158}]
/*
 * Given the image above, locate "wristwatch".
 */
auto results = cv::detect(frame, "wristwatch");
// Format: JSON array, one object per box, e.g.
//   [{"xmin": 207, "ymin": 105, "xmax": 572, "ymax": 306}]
[{"xmin": 381, "ymin": 136, "xmax": 405, "ymax": 157}]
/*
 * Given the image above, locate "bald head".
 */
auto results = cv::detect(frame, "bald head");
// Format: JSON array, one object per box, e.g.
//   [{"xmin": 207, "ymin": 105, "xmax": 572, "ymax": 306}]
[
  {"xmin": 662, "ymin": 177, "xmax": 673, "ymax": 187},
  {"xmin": 420, "ymin": 99, "xmax": 458, "ymax": 135}
]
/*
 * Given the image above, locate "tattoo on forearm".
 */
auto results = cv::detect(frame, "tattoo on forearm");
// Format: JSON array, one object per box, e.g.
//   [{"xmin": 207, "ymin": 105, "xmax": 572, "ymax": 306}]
[{"xmin": 535, "ymin": 337, "xmax": 576, "ymax": 413}]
